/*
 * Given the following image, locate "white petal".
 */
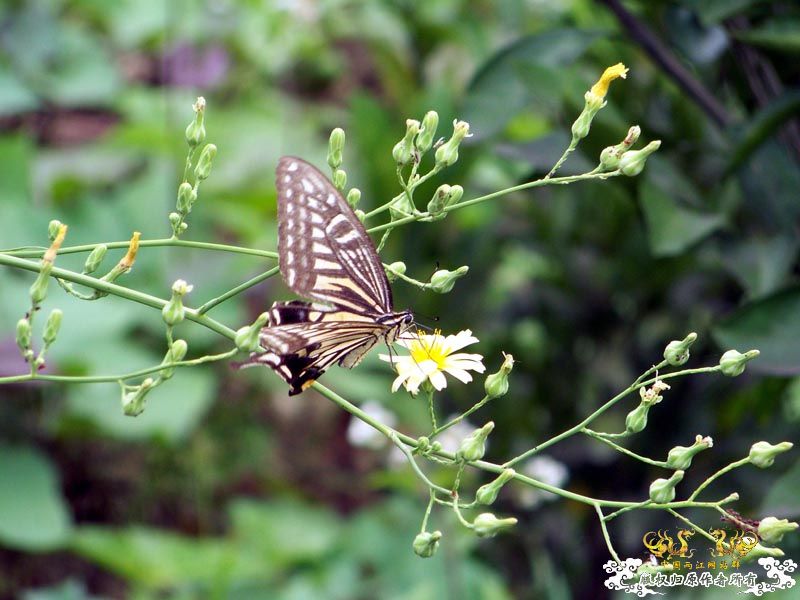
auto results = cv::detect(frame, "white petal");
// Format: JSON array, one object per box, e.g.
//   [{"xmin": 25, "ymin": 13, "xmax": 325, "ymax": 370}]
[
  {"xmin": 443, "ymin": 367, "xmax": 474, "ymax": 384},
  {"xmin": 442, "ymin": 330, "xmax": 479, "ymax": 353},
  {"xmin": 428, "ymin": 370, "xmax": 448, "ymax": 390}
]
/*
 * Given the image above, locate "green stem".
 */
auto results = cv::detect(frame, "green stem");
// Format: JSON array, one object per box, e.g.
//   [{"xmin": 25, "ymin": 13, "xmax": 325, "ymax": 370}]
[
  {"xmin": 604, "ymin": 500, "xmax": 653, "ymax": 522},
  {"xmin": 366, "ymin": 169, "xmax": 622, "ymax": 235},
  {"xmin": 582, "ymin": 428, "xmax": 669, "ymax": 468},
  {"xmin": 432, "ymin": 395, "xmax": 491, "ymax": 438},
  {"xmin": 451, "ymin": 494, "xmax": 473, "ymax": 529},
  {"xmin": 3, "ymin": 238, "xmax": 278, "ymax": 260},
  {"xmin": 667, "ymin": 509, "xmax": 717, "ymax": 544},
  {"xmin": 197, "ymin": 266, "xmax": 281, "ymax": 315},
  {"xmin": 688, "ymin": 458, "xmax": 749, "ymax": 501},
  {"xmin": 0, "ymin": 254, "xmax": 236, "ymax": 341},
  {"xmin": 309, "ymin": 381, "xmax": 738, "ymax": 510},
  {"xmin": 595, "ymin": 504, "xmax": 621, "ymax": 562},
  {"xmin": 546, "ymin": 138, "xmax": 579, "ymax": 179},
  {"xmin": 427, "ymin": 389, "xmax": 437, "ymax": 430},
  {"xmin": 0, "ymin": 349, "xmax": 238, "ymax": 385},
  {"xmin": 421, "ymin": 491, "xmax": 435, "ymax": 533},
  {"xmin": 389, "ymin": 432, "xmax": 451, "ymax": 495}
]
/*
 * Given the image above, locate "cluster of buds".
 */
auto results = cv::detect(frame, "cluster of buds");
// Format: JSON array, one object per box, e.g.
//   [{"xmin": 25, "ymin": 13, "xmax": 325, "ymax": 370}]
[
  {"xmin": 171, "ymin": 98, "xmax": 216, "ymax": 237},
  {"xmin": 625, "ymin": 380, "xmax": 670, "ymax": 433}
]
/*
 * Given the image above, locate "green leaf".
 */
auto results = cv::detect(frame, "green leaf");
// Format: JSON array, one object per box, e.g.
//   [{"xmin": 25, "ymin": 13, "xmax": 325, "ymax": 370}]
[
  {"xmin": 0, "ymin": 67, "xmax": 40, "ymax": 116},
  {"xmin": 720, "ymin": 236, "xmax": 798, "ymax": 300},
  {"xmin": 0, "ymin": 445, "xmax": 72, "ymax": 551},
  {"xmin": 640, "ymin": 179, "xmax": 725, "ymax": 257},
  {"xmin": 689, "ymin": 0, "xmax": 771, "ymax": 26},
  {"xmin": 463, "ymin": 29, "xmax": 601, "ymax": 138},
  {"xmin": 70, "ymin": 526, "xmax": 268, "ymax": 588},
  {"xmin": 726, "ymin": 91, "xmax": 800, "ymax": 174},
  {"xmin": 713, "ymin": 287, "xmax": 800, "ymax": 375},
  {"xmin": 733, "ymin": 19, "xmax": 800, "ymax": 53},
  {"xmin": 228, "ymin": 498, "xmax": 341, "ymax": 565}
]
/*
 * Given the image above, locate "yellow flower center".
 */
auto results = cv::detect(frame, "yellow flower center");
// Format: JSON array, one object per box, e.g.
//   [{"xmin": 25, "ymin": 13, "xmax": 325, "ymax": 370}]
[
  {"xmin": 590, "ymin": 62, "xmax": 629, "ymax": 99},
  {"xmin": 409, "ymin": 330, "xmax": 449, "ymax": 368}
]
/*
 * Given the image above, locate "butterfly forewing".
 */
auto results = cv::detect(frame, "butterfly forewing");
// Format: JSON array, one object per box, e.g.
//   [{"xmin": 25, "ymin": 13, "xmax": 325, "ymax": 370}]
[
  {"xmin": 238, "ymin": 156, "xmax": 413, "ymax": 395},
  {"xmin": 276, "ymin": 157, "xmax": 393, "ymax": 314}
]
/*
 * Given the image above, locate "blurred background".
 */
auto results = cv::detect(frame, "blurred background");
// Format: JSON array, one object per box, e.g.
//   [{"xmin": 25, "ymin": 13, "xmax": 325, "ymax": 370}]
[{"xmin": 0, "ymin": 0, "xmax": 798, "ymax": 598}]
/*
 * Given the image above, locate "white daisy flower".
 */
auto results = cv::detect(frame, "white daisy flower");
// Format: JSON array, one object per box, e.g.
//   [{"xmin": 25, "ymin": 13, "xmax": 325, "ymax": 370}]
[{"xmin": 380, "ymin": 330, "xmax": 485, "ymax": 395}]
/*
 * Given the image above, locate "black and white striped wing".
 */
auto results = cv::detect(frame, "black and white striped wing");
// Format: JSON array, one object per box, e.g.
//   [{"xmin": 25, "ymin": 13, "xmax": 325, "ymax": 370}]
[
  {"xmin": 240, "ymin": 319, "xmax": 386, "ymax": 395},
  {"xmin": 276, "ymin": 157, "xmax": 393, "ymax": 315}
]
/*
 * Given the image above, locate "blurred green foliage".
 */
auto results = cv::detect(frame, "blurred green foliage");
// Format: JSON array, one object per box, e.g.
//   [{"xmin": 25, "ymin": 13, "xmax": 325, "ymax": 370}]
[{"xmin": 1, "ymin": 0, "xmax": 798, "ymax": 597}]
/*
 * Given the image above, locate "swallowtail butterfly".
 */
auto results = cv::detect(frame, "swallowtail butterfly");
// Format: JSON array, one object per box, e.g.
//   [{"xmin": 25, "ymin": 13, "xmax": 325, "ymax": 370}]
[{"xmin": 239, "ymin": 157, "xmax": 413, "ymax": 395}]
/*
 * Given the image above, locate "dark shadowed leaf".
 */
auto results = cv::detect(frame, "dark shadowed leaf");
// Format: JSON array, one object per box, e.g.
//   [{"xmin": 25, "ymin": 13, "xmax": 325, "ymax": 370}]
[{"xmin": 714, "ymin": 287, "xmax": 800, "ymax": 375}]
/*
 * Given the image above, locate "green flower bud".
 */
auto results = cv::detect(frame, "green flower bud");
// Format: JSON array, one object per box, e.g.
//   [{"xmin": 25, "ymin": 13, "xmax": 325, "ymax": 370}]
[
  {"xmin": 429, "ymin": 441, "xmax": 442, "ymax": 453},
  {"xmin": 740, "ymin": 543, "xmax": 784, "ymax": 564},
  {"xmin": 42, "ymin": 309, "xmax": 63, "ymax": 347},
  {"xmin": 428, "ymin": 266, "xmax": 469, "ymax": 294},
  {"xmin": 427, "ymin": 184, "xmax": 451, "ymax": 218},
  {"xmin": 177, "ymin": 182, "xmax": 197, "ymax": 215},
  {"xmin": 625, "ymin": 403, "xmax": 650, "ymax": 433},
  {"xmin": 29, "ymin": 262, "xmax": 53, "ymax": 305},
  {"xmin": 194, "ymin": 143, "xmax": 217, "ymax": 181},
  {"xmin": 327, "ymin": 127, "xmax": 345, "ymax": 169},
  {"xmin": 16, "ymin": 318, "xmax": 32, "ymax": 358},
  {"xmin": 758, "ymin": 517, "xmax": 798, "ymax": 545},
  {"xmin": 435, "ymin": 120, "xmax": 470, "ymax": 168},
  {"xmin": 412, "ymin": 530, "xmax": 441, "ymax": 558},
  {"xmin": 748, "ymin": 441, "xmax": 793, "ymax": 469},
  {"xmin": 484, "ymin": 352, "xmax": 514, "ymax": 399},
  {"xmin": 415, "ymin": 111, "xmax": 439, "ymax": 153},
  {"xmin": 384, "ymin": 261, "xmax": 407, "ymax": 282},
  {"xmin": 392, "ymin": 119, "xmax": 420, "ymax": 166},
  {"xmin": 599, "ymin": 125, "xmax": 641, "ymax": 171},
  {"xmin": 719, "ymin": 349, "xmax": 760, "ymax": 377},
  {"xmin": 415, "ymin": 436, "xmax": 430, "ymax": 453},
  {"xmin": 663, "ymin": 332, "xmax": 697, "ymax": 366},
  {"xmin": 571, "ymin": 105, "xmax": 596, "ymax": 140},
  {"xmin": 346, "ymin": 187, "xmax": 361, "ymax": 208},
  {"xmin": 354, "ymin": 209, "xmax": 366, "ymax": 223},
  {"xmin": 666, "ymin": 435, "xmax": 713, "ymax": 470},
  {"xmin": 160, "ymin": 339, "xmax": 188, "ymax": 381},
  {"xmin": 473, "ymin": 512, "xmax": 518, "ymax": 538},
  {"xmin": 184, "ymin": 97, "xmax": 206, "ymax": 146},
  {"xmin": 83, "ymin": 244, "xmax": 108, "ymax": 274},
  {"xmin": 235, "ymin": 312, "xmax": 269, "ymax": 352},
  {"xmin": 169, "ymin": 212, "xmax": 181, "ymax": 228},
  {"xmin": 447, "ymin": 185, "xmax": 463, "ymax": 206},
  {"xmin": 161, "ymin": 279, "xmax": 193, "ymax": 326},
  {"xmin": 619, "ymin": 140, "xmax": 661, "ymax": 176},
  {"xmin": 475, "ymin": 468, "xmax": 516, "ymax": 505},
  {"xmin": 122, "ymin": 378, "xmax": 156, "ymax": 417},
  {"xmin": 332, "ymin": 168, "xmax": 347, "ymax": 191},
  {"xmin": 456, "ymin": 421, "xmax": 494, "ymax": 462},
  {"xmin": 648, "ymin": 470, "xmax": 684, "ymax": 504},
  {"xmin": 48, "ymin": 220, "xmax": 63, "ymax": 241}
]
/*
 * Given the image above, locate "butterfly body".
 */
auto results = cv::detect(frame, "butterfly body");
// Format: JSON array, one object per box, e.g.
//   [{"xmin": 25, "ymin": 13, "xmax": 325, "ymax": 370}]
[{"xmin": 241, "ymin": 157, "xmax": 413, "ymax": 395}]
